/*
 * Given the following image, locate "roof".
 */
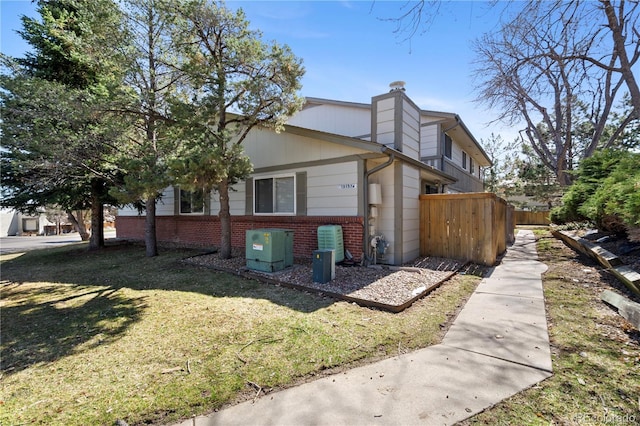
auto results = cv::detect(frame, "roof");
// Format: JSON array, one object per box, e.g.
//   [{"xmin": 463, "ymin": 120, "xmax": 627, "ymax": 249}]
[
  {"xmin": 302, "ymin": 97, "xmax": 492, "ymax": 167},
  {"xmin": 282, "ymin": 122, "xmax": 457, "ymax": 185}
]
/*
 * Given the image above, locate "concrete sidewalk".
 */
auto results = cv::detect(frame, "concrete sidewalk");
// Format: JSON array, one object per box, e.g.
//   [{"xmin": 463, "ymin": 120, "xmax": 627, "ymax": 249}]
[{"xmin": 174, "ymin": 230, "xmax": 552, "ymax": 426}]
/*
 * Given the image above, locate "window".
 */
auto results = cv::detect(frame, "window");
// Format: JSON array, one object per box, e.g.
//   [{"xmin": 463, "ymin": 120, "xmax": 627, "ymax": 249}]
[
  {"xmin": 180, "ymin": 189, "xmax": 205, "ymax": 214},
  {"xmin": 462, "ymin": 151, "xmax": 467, "ymax": 169},
  {"xmin": 23, "ymin": 218, "xmax": 38, "ymax": 232},
  {"xmin": 444, "ymin": 135, "xmax": 452, "ymax": 159},
  {"xmin": 255, "ymin": 175, "xmax": 295, "ymax": 214},
  {"xmin": 470, "ymin": 158, "xmax": 475, "ymax": 174}
]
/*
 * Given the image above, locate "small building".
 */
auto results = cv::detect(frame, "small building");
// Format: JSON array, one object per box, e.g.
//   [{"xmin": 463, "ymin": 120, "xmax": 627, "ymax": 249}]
[
  {"xmin": 116, "ymin": 82, "xmax": 492, "ymax": 265},
  {"xmin": 0, "ymin": 208, "xmax": 52, "ymax": 237}
]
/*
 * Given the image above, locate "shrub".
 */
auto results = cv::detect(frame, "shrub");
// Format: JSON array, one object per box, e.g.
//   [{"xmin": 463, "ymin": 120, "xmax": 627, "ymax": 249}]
[{"xmin": 553, "ymin": 150, "xmax": 640, "ymax": 234}]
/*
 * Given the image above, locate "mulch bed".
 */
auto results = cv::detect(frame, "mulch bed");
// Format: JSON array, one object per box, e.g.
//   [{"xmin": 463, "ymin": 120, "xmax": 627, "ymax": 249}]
[{"xmin": 183, "ymin": 252, "xmax": 474, "ymax": 312}]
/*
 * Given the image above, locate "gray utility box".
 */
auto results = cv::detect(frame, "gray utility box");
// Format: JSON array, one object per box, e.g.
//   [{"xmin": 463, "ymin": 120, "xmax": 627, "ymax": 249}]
[
  {"xmin": 246, "ymin": 229, "xmax": 294, "ymax": 273},
  {"xmin": 313, "ymin": 249, "xmax": 335, "ymax": 284}
]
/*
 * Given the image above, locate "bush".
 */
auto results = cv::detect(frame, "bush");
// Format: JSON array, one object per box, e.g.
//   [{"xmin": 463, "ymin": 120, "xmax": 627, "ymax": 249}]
[{"xmin": 553, "ymin": 150, "xmax": 640, "ymax": 234}]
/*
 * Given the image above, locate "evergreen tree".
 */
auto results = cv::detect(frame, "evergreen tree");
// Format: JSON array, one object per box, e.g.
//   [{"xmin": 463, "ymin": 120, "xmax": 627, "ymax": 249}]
[
  {"xmin": 168, "ymin": 0, "xmax": 304, "ymax": 259},
  {"xmin": 109, "ymin": 0, "xmax": 184, "ymax": 257},
  {"xmin": 1, "ymin": 0, "xmax": 129, "ymax": 249}
]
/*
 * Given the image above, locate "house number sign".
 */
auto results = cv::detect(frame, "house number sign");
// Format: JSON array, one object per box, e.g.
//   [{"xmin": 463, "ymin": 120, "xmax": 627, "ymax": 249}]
[{"xmin": 338, "ymin": 184, "xmax": 356, "ymax": 189}]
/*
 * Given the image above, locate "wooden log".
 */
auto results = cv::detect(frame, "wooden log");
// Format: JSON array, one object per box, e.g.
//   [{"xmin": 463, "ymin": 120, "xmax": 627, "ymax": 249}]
[
  {"xmin": 610, "ymin": 265, "xmax": 640, "ymax": 297},
  {"xmin": 578, "ymin": 238, "xmax": 622, "ymax": 268},
  {"xmin": 554, "ymin": 231, "xmax": 622, "ymax": 269},
  {"xmin": 601, "ymin": 290, "xmax": 640, "ymax": 329}
]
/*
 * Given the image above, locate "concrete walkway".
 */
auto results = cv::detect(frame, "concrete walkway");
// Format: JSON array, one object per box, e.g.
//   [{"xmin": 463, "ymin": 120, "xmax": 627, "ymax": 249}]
[{"xmin": 174, "ymin": 230, "xmax": 552, "ymax": 426}]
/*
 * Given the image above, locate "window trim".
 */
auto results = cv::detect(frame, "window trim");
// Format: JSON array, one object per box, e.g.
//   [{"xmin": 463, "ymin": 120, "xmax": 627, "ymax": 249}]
[
  {"xmin": 462, "ymin": 151, "xmax": 467, "ymax": 170},
  {"xmin": 253, "ymin": 173, "xmax": 297, "ymax": 216}
]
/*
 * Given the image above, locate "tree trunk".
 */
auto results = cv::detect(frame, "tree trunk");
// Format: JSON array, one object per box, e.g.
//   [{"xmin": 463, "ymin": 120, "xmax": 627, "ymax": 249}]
[
  {"xmin": 67, "ymin": 210, "xmax": 90, "ymax": 240},
  {"xmin": 556, "ymin": 154, "xmax": 572, "ymax": 186},
  {"xmin": 88, "ymin": 180, "xmax": 104, "ymax": 251},
  {"xmin": 144, "ymin": 195, "xmax": 158, "ymax": 257},
  {"xmin": 218, "ymin": 177, "xmax": 232, "ymax": 259},
  {"xmin": 601, "ymin": 0, "xmax": 640, "ymax": 117}
]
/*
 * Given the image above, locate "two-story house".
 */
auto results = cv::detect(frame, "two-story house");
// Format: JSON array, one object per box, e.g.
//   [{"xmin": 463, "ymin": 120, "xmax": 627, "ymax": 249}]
[{"xmin": 116, "ymin": 82, "xmax": 491, "ymax": 265}]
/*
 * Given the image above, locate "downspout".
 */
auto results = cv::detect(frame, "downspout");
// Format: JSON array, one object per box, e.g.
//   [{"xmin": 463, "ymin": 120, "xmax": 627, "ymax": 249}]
[{"xmin": 363, "ymin": 150, "xmax": 395, "ymax": 264}]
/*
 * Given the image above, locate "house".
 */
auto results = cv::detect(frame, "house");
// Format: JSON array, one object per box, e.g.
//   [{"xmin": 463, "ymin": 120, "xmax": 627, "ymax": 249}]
[
  {"xmin": 116, "ymin": 82, "xmax": 492, "ymax": 265},
  {"xmin": 0, "ymin": 207, "xmax": 53, "ymax": 237}
]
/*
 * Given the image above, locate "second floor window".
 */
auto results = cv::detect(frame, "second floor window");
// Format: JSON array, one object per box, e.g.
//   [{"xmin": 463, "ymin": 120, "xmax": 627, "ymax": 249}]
[
  {"xmin": 444, "ymin": 135, "xmax": 452, "ymax": 159},
  {"xmin": 462, "ymin": 151, "xmax": 467, "ymax": 169},
  {"xmin": 470, "ymin": 158, "xmax": 475, "ymax": 174}
]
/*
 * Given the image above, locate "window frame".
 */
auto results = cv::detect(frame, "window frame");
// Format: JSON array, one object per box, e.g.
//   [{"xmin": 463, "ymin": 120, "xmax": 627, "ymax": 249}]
[
  {"xmin": 253, "ymin": 173, "xmax": 297, "ymax": 215},
  {"xmin": 444, "ymin": 134, "xmax": 452, "ymax": 159},
  {"xmin": 462, "ymin": 151, "xmax": 467, "ymax": 170},
  {"xmin": 179, "ymin": 188, "xmax": 205, "ymax": 215}
]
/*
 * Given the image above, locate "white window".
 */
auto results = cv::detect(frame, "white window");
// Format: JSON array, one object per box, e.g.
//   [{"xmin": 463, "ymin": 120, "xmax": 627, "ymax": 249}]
[
  {"xmin": 180, "ymin": 189, "xmax": 205, "ymax": 214},
  {"xmin": 470, "ymin": 158, "xmax": 475, "ymax": 175},
  {"xmin": 254, "ymin": 174, "xmax": 295, "ymax": 214}
]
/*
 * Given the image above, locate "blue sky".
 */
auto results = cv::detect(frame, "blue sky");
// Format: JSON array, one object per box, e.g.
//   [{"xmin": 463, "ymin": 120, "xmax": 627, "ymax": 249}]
[{"xmin": 0, "ymin": 0, "xmax": 518, "ymax": 143}]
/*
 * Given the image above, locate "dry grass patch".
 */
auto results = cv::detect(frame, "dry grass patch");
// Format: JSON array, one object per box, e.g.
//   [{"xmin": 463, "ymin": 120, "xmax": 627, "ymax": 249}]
[{"xmin": 1, "ymin": 242, "xmax": 479, "ymax": 425}]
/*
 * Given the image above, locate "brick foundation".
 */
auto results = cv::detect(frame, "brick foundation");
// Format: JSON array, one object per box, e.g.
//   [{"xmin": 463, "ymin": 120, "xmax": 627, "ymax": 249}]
[{"xmin": 116, "ymin": 215, "xmax": 365, "ymax": 259}]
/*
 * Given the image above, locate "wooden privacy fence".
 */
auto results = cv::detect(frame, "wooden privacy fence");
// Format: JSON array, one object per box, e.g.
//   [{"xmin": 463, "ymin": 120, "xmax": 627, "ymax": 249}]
[
  {"xmin": 420, "ymin": 193, "xmax": 515, "ymax": 266},
  {"xmin": 514, "ymin": 210, "xmax": 551, "ymax": 225}
]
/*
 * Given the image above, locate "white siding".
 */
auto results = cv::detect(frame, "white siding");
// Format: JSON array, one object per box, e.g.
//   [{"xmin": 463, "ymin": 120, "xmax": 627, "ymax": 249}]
[
  {"xmin": 374, "ymin": 97, "xmax": 396, "ymax": 146},
  {"xmin": 307, "ymin": 162, "xmax": 359, "ymax": 215},
  {"xmin": 451, "ymin": 139, "xmax": 464, "ymax": 167},
  {"xmin": 209, "ymin": 161, "xmax": 360, "ymax": 217},
  {"xmin": 157, "ymin": 187, "xmax": 175, "ymax": 215},
  {"xmin": 402, "ymin": 165, "xmax": 421, "ymax": 262},
  {"xmin": 209, "ymin": 185, "xmax": 245, "ymax": 216},
  {"xmin": 117, "ymin": 186, "xmax": 174, "ymax": 216},
  {"xmin": 118, "ymin": 205, "xmax": 139, "ymax": 217},
  {"xmin": 243, "ymin": 127, "xmax": 369, "ymax": 169},
  {"xmin": 287, "ymin": 104, "xmax": 370, "ymax": 137},
  {"xmin": 420, "ymin": 124, "xmax": 439, "ymax": 158},
  {"xmin": 401, "ymin": 99, "xmax": 420, "ymax": 161}
]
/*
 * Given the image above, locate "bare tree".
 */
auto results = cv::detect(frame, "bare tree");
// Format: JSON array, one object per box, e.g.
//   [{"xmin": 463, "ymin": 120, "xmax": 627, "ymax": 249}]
[
  {"xmin": 390, "ymin": 1, "xmax": 639, "ymax": 114},
  {"xmin": 597, "ymin": 0, "xmax": 640, "ymax": 116},
  {"xmin": 388, "ymin": 0, "xmax": 638, "ymax": 184},
  {"xmin": 472, "ymin": 1, "xmax": 637, "ymax": 185}
]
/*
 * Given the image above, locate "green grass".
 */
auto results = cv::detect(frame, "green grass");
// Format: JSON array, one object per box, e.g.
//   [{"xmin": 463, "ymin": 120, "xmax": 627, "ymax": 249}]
[
  {"xmin": 1, "ymin": 242, "xmax": 480, "ymax": 425},
  {"xmin": 462, "ymin": 229, "xmax": 640, "ymax": 425}
]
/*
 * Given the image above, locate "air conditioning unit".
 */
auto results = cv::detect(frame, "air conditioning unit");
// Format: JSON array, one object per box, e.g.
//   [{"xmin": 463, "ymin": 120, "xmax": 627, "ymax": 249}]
[
  {"xmin": 246, "ymin": 229, "xmax": 294, "ymax": 272},
  {"xmin": 317, "ymin": 225, "xmax": 344, "ymax": 263}
]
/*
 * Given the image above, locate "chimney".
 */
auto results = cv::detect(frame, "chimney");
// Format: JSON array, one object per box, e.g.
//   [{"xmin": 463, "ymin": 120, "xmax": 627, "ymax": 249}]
[{"xmin": 371, "ymin": 81, "xmax": 420, "ymax": 159}]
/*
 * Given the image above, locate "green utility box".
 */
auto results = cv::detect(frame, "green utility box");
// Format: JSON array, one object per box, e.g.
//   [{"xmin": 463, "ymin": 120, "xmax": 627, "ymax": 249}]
[
  {"xmin": 246, "ymin": 229, "xmax": 294, "ymax": 272},
  {"xmin": 317, "ymin": 225, "xmax": 344, "ymax": 263}
]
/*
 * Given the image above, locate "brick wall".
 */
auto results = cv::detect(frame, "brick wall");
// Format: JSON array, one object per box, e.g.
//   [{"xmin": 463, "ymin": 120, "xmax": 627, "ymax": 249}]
[{"xmin": 116, "ymin": 215, "xmax": 365, "ymax": 259}]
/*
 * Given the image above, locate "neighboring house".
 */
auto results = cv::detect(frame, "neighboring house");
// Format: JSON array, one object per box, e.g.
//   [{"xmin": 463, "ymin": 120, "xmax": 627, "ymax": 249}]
[
  {"xmin": 117, "ymin": 82, "xmax": 492, "ymax": 265},
  {"xmin": 0, "ymin": 207, "xmax": 52, "ymax": 237}
]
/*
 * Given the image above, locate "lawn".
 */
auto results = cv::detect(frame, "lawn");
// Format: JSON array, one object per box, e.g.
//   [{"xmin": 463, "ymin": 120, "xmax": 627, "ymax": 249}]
[
  {"xmin": 1, "ymin": 242, "xmax": 479, "ymax": 425},
  {"xmin": 462, "ymin": 228, "xmax": 640, "ymax": 425}
]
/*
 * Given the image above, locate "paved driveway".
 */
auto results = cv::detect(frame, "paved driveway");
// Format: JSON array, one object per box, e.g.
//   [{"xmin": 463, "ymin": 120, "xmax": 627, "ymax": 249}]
[{"xmin": 0, "ymin": 230, "xmax": 117, "ymax": 255}]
